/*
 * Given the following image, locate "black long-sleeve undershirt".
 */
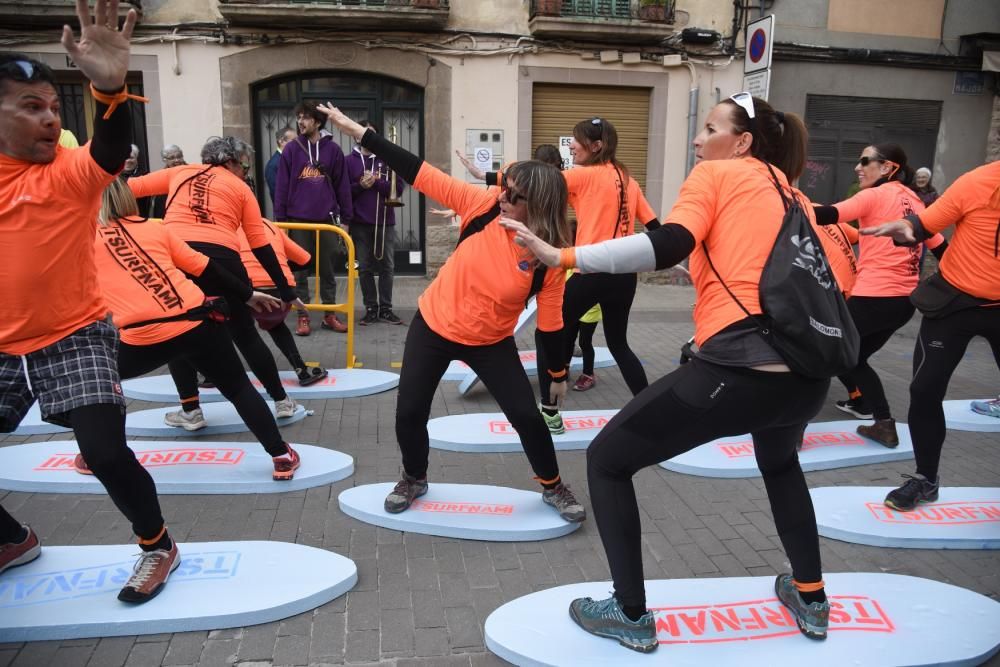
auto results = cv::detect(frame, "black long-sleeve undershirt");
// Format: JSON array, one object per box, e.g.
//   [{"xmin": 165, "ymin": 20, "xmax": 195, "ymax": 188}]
[
  {"xmin": 359, "ymin": 129, "xmax": 421, "ymax": 185},
  {"xmin": 647, "ymin": 223, "xmax": 696, "ymax": 269},
  {"xmin": 251, "ymin": 245, "xmax": 296, "ymax": 302},
  {"xmin": 536, "ymin": 328, "xmax": 566, "ymax": 378},
  {"xmin": 90, "ymin": 93, "xmax": 133, "ymax": 175}
]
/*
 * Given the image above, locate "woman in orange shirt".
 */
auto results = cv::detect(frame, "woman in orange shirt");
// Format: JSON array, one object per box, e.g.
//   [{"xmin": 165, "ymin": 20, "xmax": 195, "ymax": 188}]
[
  {"xmin": 318, "ymin": 102, "xmax": 586, "ymax": 524},
  {"xmin": 865, "ymin": 161, "xmax": 1000, "ymax": 512},
  {"xmin": 813, "ymin": 144, "xmax": 947, "ymax": 448},
  {"xmin": 505, "ymin": 95, "xmax": 839, "ymax": 653},
  {"xmin": 128, "ymin": 137, "xmax": 299, "ymax": 428},
  {"xmin": 534, "ymin": 119, "xmax": 661, "ymax": 432},
  {"xmin": 91, "ymin": 178, "xmax": 302, "ymax": 481}
]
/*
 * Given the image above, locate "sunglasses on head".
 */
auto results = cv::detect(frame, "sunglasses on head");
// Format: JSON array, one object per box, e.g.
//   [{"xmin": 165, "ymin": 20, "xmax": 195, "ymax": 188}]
[
  {"xmin": 0, "ymin": 59, "xmax": 48, "ymax": 82},
  {"xmin": 729, "ymin": 91, "xmax": 756, "ymax": 121},
  {"xmin": 500, "ymin": 172, "xmax": 525, "ymax": 206}
]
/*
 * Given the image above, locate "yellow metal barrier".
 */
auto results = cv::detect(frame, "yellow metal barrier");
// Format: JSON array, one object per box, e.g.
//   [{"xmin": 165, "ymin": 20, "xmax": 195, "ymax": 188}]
[{"xmin": 276, "ymin": 222, "xmax": 358, "ymax": 369}]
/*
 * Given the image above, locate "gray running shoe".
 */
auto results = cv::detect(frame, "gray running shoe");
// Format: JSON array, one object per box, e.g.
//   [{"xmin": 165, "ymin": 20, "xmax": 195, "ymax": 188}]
[
  {"xmin": 542, "ymin": 482, "xmax": 586, "ymax": 523},
  {"xmin": 884, "ymin": 473, "xmax": 939, "ymax": 511},
  {"xmin": 274, "ymin": 397, "xmax": 298, "ymax": 419},
  {"xmin": 774, "ymin": 573, "xmax": 829, "ymax": 640},
  {"xmin": 163, "ymin": 407, "xmax": 206, "ymax": 431},
  {"xmin": 568, "ymin": 595, "xmax": 657, "ymax": 653},
  {"xmin": 970, "ymin": 397, "xmax": 1000, "ymax": 418},
  {"xmin": 384, "ymin": 473, "xmax": 428, "ymax": 513}
]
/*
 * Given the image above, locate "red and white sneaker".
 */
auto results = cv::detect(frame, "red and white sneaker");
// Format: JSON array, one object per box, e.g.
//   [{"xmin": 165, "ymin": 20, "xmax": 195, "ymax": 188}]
[
  {"xmin": 273, "ymin": 445, "xmax": 301, "ymax": 481},
  {"xmin": 0, "ymin": 525, "xmax": 41, "ymax": 575},
  {"xmin": 572, "ymin": 373, "xmax": 596, "ymax": 392},
  {"xmin": 73, "ymin": 453, "xmax": 93, "ymax": 475},
  {"xmin": 118, "ymin": 541, "xmax": 181, "ymax": 603}
]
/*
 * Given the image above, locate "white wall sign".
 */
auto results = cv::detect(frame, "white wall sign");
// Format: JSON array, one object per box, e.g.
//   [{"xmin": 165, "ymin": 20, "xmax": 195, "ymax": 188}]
[
  {"xmin": 473, "ymin": 147, "xmax": 493, "ymax": 173},
  {"xmin": 558, "ymin": 136, "xmax": 575, "ymax": 170},
  {"xmin": 742, "ymin": 70, "xmax": 770, "ymax": 101}
]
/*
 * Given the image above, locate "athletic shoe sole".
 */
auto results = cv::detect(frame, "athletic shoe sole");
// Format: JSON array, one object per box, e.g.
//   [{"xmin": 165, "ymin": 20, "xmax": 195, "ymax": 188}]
[
  {"xmin": 884, "ymin": 490, "xmax": 939, "ymax": 512},
  {"xmin": 835, "ymin": 403, "xmax": 873, "ymax": 419},
  {"xmin": 163, "ymin": 418, "xmax": 207, "ymax": 431}
]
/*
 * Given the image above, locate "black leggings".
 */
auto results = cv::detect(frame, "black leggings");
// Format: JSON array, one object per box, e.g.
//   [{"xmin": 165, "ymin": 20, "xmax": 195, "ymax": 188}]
[
  {"xmin": 909, "ymin": 306, "xmax": 1000, "ymax": 481},
  {"xmin": 578, "ymin": 320, "xmax": 598, "ymax": 376},
  {"xmin": 837, "ymin": 295, "xmax": 915, "ymax": 420},
  {"xmin": 396, "ymin": 311, "xmax": 560, "ymax": 482},
  {"xmin": 119, "ymin": 322, "xmax": 287, "ymax": 456},
  {"xmin": 539, "ymin": 272, "xmax": 647, "ymax": 403},
  {"xmin": 587, "ymin": 358, "xmax": 829, "ymax": 609},
  {"xmin": 168, "ymin": 243, "xmax": 287, "ymax": 403},
  {"xmin": 258, "ymin": 289, "xmax": 307, "ymax": 370},
  {"xmin": 0, "ymin": 403, "xmax": 165, "ymax": 543}
]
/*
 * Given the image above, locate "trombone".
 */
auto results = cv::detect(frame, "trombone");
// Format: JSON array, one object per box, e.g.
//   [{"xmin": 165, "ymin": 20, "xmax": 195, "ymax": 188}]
[{"xmin": 372, "ymin": 124, "xmax": 404, "ymax": 261}]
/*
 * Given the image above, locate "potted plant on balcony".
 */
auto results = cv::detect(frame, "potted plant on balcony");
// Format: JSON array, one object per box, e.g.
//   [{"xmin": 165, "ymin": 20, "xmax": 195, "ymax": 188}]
[
  {"xmin": 638, "ymin": 0, "xmax": 670, "ymax": 22},
  {"xmin": 534, "ymin": 0, "xmax": 563, "ymax": 17}
]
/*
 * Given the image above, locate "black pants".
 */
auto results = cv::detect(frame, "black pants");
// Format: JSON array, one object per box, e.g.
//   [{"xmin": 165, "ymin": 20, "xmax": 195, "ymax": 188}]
[
  {"xmin": 539, "ymin": 272, "xmax": 647, "ymax": 403},
  {"xmin": 909, "ymin": 306, "xmax": 1000, "ymax": 481},
  {"xmin": 289, "ymin": 220, "xmax": 338, "ymax": 305},
  {"xmin": 587, "ymin": 357, "xmax": 829, "ymax": 609},
  {"xmin": 351, "ymin": 223, "xmax": 396, "ymax": 311},
  {"xmin": 120, "ymin": 322, "xmax": 287, "ymax": 456},
  {"xmin": 168, "ymin": 243, "xmax": 287, "ymax": 403},
  {"xmin": 577, "ymin": 320, "xmax": 598, "ymax": 376},
  {"xmin": 258, "ymin": 288, "xmax": 306, "ymax": 371},
  {"xmin": 837, "ymin": 295, "xmax": 915, "ymax": 420},
  {"xmin": 396, "ymin": 311, "xmax": 560, "ymax": 482}
]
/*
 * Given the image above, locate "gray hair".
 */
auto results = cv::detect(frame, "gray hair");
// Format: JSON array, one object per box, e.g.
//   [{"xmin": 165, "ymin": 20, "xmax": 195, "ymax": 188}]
[
  {"xmin": 129, "ymin": 144, "xmax": 139, "ymax": 157},
  {"xmin": 161, "ymin": 143, "xmax": 183, "ymax": 158},
  {"xmin": 200, "ymin": 136, "xmax": 254, "ymax": 166},
  {"xmin": 915, "ymin": 167, "xmax": 932, "ymax": 179}
]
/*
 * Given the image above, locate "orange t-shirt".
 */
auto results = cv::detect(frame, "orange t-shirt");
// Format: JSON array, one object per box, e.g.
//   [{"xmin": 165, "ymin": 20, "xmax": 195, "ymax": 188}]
[
  {"xmin": 670, "ymin": 159, "xmax": 842, "ymax": 347},
  {"xmin": 917, "ymin": 160, "xmax": 1000, "ymax": 300},
  {"xmin": 239, "ymin": 219, "xmax": 309, "ymax": 289},
  {"xmin": 128, "ymin": 164, "xmax": 270, "ymax": 253},
  {"xmin": 0, "ymin": 145, "xmax": 113, "ymax": 355},
  {"xmin": 815, "ymin": 222, "xmax": 858, "ymax": 297},
  {"xmin": 833, "ymin": 181, "xmax": 944, "ymax": 298},
  {"xmin": 564, "ymin": 163, "xmax": 657, "ymax": 246},
  {"xmin": 94, "ymin": 218, "xmax": 209, "ymax": 346},
  {"xmin": 414, "ymin": 163, "xmax": 564, "ymax": 345}
]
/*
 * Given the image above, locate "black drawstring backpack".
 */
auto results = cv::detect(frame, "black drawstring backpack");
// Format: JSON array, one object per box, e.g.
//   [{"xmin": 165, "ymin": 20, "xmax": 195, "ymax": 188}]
[{"xmin": 704, "ymin": 162, "xmax": 859, "ymax": 379}]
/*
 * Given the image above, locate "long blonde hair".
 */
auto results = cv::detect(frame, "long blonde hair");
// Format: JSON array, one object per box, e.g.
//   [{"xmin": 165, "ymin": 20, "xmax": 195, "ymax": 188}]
[
  {"xmin": 99, "ymin": 177, "xmax": 140, "ymax": 227},
  {"xmin": 504, "ymin": 160, "xmax": 572, "ymax": 249}
]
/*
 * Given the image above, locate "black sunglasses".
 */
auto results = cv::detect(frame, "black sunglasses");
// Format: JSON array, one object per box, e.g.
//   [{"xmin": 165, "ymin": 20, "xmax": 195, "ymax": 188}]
[
  {"xmin": 500, "ymin": 172, "xmax": 526, "ymax": 206},
  {"xmin": 0, "ymin": 59, "xmax": 48, "ymax": 82},
  {"xmin": 857, "ymin": 156, "xmax": 883, "ymax": 167}
]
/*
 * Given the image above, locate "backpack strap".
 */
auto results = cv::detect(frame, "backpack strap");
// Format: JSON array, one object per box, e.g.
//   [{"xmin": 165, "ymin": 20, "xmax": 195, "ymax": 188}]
[
  {"xmin": 163, "ymin": 165, "xmax": 213, "ymax": 216},
  {"xmin": 455, "ymin": 202, "xmax": 502, "ymax": 247},
  {"xmin": 526, "ymin": 265, "xmax": 548, "ymax": 307},
  {"xmin": 702, "ymin": 242, "xmax": 769, "ymax": 334},
  {"xmin": 610, "ymin": 163, "xmax": 628, "ymax": 239}
]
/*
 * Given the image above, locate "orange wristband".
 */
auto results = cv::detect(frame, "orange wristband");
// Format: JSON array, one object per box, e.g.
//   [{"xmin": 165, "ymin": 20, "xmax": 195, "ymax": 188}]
[
  {"xmin": 559, "ymin": 247, "xmax": 577, "ymax": 270},
  {"xmin": 89, "ymin": 83, "xmax": 149, "ymax": 120},
  {"xmin": 547, "ymin": 368, "xmax": 568, "ymax": 379}
]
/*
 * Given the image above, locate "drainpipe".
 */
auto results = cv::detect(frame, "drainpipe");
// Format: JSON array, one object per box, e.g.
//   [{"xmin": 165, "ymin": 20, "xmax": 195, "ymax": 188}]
[{"xmin": 684, "ymin": 62, "xmax": 698, "ymax": 175}]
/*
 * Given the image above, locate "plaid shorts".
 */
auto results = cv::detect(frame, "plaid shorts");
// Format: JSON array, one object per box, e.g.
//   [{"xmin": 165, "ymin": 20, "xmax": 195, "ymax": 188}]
[{"xmin": 0, "ymin": 320, "xmax": 125, "ymax": 432}]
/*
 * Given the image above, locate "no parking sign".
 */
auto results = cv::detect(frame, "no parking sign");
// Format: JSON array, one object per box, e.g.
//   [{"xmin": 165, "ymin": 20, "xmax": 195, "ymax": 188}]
[{"xmin": 743, "ymin": 14, "xmax": 774, "ymax": 99}]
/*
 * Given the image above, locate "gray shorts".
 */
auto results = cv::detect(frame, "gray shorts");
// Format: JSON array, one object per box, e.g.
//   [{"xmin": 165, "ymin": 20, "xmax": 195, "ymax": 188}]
[{"xmin": 0, "ymin": 320, "xmax": 125, "ymax": 432}]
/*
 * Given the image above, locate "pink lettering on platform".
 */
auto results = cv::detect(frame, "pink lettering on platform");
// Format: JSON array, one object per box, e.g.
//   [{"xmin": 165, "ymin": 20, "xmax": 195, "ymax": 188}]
[
  {"xmin": 488, "ymin": 416, "xmax": 610, "ymax": 435},
  {"xmin": 717, "ymin": 432, "xmax": 866, "ymax": 459},
  {"xmin": 410, "ymin": 500, "xmax": 515, "ymax": 515},
  {"xmin": 651, "ymin": 595, "xmax": 893, "ymax": 644},
  {"xmin": 34, "ymin": 448, "xmax": 246, "ymax": 471},
  {"xmin": 246, "ymin": 377, "xmax": 337, "ymax": 389},
  {"xmin": 866, "ymin": 501, "xmax": 1000, "ymax": 525}
]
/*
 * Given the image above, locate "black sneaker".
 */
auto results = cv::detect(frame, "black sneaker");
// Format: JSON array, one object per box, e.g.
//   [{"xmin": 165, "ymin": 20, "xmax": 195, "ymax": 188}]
[
  {"xmin": 384, "ymin": 473, "xmax": 428, "ymax": 513},
  {"xmin": 836, "ymin": 397, "xmax": 873, "ymax": 420},
  {"xmin": 359, "ymin": 308, "xmax": 379, "ymax": 326},
  {"xmin": 885, "ymin": 474, "xmax": 939, "ymax": 511},
  {"xmin": 296, "ymin": 366, "xmax": 329, "ymax": 386},
  {"xmin": 379, "ymin": 309, "xmax": 403, "ymax": 325}
]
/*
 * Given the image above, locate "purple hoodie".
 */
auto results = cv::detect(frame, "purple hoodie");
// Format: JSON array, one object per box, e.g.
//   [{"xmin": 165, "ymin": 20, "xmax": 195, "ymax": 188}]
[
  {"xmin": 273, "ymin": 134, "xmax": 354, "ymax": 223},
  {"xmin": 346, "ymin": 146, "xmax": 406, "ymax": 227}
]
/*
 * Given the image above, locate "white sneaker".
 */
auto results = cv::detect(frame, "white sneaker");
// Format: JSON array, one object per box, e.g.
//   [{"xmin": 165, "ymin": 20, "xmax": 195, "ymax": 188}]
[
  {"xmin": 274, "ymin": 397, "xmax": 297, "ymax": 419},
  {"xmin": 163, "ymin": 408, "xmax": 207, "ymax": 431}
]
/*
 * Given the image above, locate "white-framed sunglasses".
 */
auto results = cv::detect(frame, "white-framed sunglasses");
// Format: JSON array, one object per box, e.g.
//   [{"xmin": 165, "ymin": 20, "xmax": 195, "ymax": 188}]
[{"xmin": 729, "ymin": 91, "xmax": 756, "ymax": 120}]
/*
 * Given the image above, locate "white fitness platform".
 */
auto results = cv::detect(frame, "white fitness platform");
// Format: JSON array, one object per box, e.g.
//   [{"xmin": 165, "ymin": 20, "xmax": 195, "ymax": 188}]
[
  {"xmin": 0, "ymin": 441, "xmax": 352, "ymax": 495},
  {"xmin": 121, "ymin": 369, "xmax": 399, "ymax": 403},
  {"xmin": 10, "ymin": 403, "xmax": 71, "ymax": 436},
  {"xmin": 454, "ymin": 348, "xmax": 616, "ymax": 395},
  {"xmin": 943, "ymin": 399, "xmax": 1000, "ymax": 433},
  {"xmin": 124, "ymin": 401, "xmax": 308, "ymax": 437},
  {"xmin": 659, "ymin": 421, "xmax": 914, "ymax": 478},
  {"xmin": 0, "ymin": 541, "xmax": 357, "ymax": 642},
  {"xmin": 812, "ymin": 486, "xmax": 1000, "ymax": 549},
  {"xmin": 484, "ymin": 573, "xmax": 1000, "ymax": 666},
  {"xmin": 338, "ymin": 483, "xmax": 581, "ymax": 541},
  {"xmin": 428, "ymin": 410, "xmax": 619, "ymax": 453}
]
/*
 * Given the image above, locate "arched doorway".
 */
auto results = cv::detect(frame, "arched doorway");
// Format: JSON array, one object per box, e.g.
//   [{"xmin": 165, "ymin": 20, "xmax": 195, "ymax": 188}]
[{"xmin": 252, "ymin": 71, "xmax": 425, "ymax": 275}]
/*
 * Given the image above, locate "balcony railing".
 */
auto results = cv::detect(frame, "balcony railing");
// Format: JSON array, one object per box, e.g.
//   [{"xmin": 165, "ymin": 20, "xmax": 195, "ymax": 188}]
[
  {"xmin": 530, "ymin": 0, "xmax": 675, "ymax": 23},
  {"xmin": 529, "ymin": 0, "xmax": 676, "ymax": 43},
  {"xmin": 217, "ymin": 0, "xmax": 450, "ymax": 30},
  {"xmin": 0, "ymin": 0, "xmax": 139, "ymax": 29}
]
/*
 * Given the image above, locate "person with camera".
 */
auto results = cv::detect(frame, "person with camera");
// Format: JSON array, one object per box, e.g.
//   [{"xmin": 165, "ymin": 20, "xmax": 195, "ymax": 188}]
[
  {"xmin": 127, "ymin": 136, "xmax": 301, "ymax": 429},
  {"xmin": 274, "ymin": 101, "xmax": 354, "ymax": 335},
  {"xmin": 88, "ymin": 178, "xmax": 302, "ymax": 480}
]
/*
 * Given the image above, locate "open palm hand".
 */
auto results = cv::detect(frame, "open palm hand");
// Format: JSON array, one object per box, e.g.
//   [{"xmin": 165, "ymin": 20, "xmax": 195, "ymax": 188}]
[{"xmin": 60, "ymin": 0, "xmax": 137, "ymax": 91}]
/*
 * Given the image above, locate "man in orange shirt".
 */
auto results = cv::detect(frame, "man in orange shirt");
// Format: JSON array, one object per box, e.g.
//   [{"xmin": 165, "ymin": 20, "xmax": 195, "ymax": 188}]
[{"xmin": 0, "ymin": 1, "xmax": 179, "ymax": 603}]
